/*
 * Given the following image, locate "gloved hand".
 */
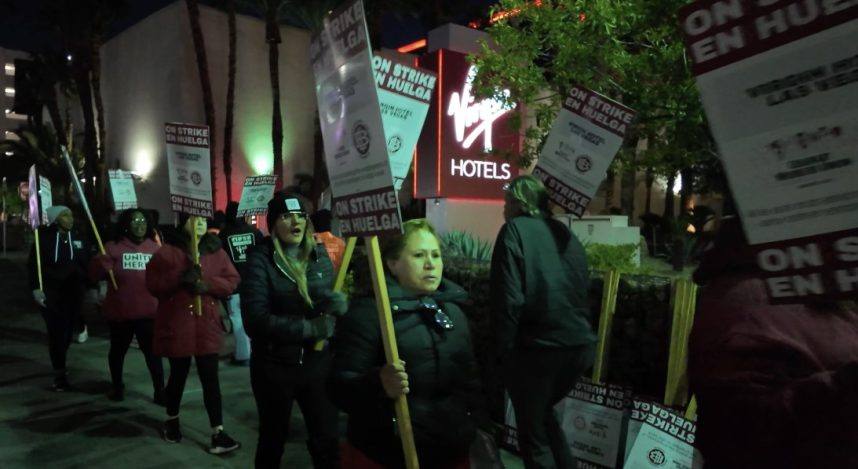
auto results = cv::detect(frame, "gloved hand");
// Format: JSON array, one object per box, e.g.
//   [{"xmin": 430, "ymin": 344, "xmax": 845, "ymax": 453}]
[
  {"xmin": 32, "ymin": 289, "xmax": 47, "ymax": 308},
  {"xmin": 302, "ymin": 315, "xmax": 335, "ymax": 341},
  {"xmin": 180, "ymin": 265, "xmax": 204, "ymax": 293},
  {"xmin": 379, "ymin": 359, "xmax": 409, "ymax": 399},
  {"xmin": 319, "ymin": 291, "xmax": 348, "ymax": 317}
]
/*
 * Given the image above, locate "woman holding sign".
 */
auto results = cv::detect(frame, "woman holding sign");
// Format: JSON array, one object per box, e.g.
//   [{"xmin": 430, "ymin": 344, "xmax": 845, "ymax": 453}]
[
  {"xmin": 89, "ymin": 208, "xmax": 164, "ymax": 404},
  {"xmin": 145, "ymin": 214, "xmax": 241, "ymax": 455},
  {"xmin": 240, "ymin": 192, "xmax": 346, "ymax": 468},
  {"xmin": 329, "ymin": 219, "xmax": 484, "ymax": 469}
]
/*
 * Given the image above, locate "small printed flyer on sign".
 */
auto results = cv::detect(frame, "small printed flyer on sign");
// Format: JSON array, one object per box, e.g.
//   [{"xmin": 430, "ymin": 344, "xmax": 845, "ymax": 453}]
[{"xmin": 236, "ymin": 175, "xmax": 277, "ymax": 217}]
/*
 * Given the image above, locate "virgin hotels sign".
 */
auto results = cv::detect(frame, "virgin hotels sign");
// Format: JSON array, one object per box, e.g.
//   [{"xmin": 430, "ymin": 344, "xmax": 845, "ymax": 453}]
[{"xmin": 416, "ymin": 49, "xmax": 520, "ymax": 200}]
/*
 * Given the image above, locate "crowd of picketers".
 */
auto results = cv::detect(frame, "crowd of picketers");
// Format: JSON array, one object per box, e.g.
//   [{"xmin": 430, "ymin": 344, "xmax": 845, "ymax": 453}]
[{"xmin": 26, "ymin": 174, "xmax": 858, "ymax": 469}]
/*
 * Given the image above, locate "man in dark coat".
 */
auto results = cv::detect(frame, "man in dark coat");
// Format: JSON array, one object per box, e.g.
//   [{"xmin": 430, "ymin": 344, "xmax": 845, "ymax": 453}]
[
  {"xmin": 490, "ymin": 175, "xmax": 595, "ymax": 469},
  {"xmin": 28, "ymin": 205, "xmax": 92, "ymax": 391},
  {"xmin": 218, "ymin": 201, "xmax": 264, "ymax": 365}
]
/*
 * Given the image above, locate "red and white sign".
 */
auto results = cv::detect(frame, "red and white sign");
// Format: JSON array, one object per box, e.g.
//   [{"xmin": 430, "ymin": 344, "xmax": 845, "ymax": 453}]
[
  {"xmin": 416, "ymin": 50, "xmax": 520, "ymax": 200},
  {"xmin": 533, "ymin": 85, "xmax": 635, "ymax": 217},
  {"xmin": 311, "ymin": 0, "xmax": 402, "ymax": 237},
  {"xmin": 680, "ymin": 1, "xmax": 858, "ymax": 302},
  {"xmin": 165, "ymin": 122, "xmax": 213, "ymax": 218}
]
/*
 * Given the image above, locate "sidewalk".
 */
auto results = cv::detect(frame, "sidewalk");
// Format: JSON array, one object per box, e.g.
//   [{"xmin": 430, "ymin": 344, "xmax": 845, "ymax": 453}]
[{"xmin": 0, "ymin": 252, "xmax": 522, "ymax": 468}]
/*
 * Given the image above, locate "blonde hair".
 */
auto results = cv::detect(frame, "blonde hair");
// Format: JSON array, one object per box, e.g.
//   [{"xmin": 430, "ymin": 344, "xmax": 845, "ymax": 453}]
[{"xmin": 272, "ymin": 218, "xmax": 317, "ymax": 307}]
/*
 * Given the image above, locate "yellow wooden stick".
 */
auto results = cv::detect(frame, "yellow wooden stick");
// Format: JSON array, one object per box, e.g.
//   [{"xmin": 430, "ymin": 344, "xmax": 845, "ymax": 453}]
[
  {"xmin": 86, "ymin": 210, "xmax": 119, "ymax": 290},
  {"xmin": 34, "ymin": 226, "xmax": 43, "ymax": 291},
  {"xmin": 665, "ymin": 279, "xmax": 686, "ymax": 405},
  {"xmin": 314, "ymin": 236, "xmax": 357, "ymax": 351},
  {"xmin": 592, "ymin": 269, "xmax": 621, "ymax": 383},
  {"xmin": 685, "ymin": 395, "xmax": 698, "ymax": 421},
  {"xmin": 190, "ymin": 217, "xmax": 202, "ymax": 317},
  {"xmin": 365, "ymin": 235, "xmax": 419, "ymax": 469}
]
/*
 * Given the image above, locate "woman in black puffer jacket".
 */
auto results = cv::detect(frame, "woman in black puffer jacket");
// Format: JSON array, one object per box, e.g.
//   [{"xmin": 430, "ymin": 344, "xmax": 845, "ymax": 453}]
[
  {"xmin": 329, "ymin": 219, "xmax": 484, "ymax": 469},
  {"xmin": 240, "ymin": 192, "xmax": 346, "ymax": 469}
]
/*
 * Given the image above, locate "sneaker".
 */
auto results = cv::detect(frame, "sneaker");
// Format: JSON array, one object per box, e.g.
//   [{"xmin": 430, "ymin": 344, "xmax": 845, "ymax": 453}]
[
  {"xmin": 53, "ymin": 375, "xmax": 71, "ymax": 392},
  {"xmin": 107, "ymin": 384, "xmax": 125, "ymax": 402},
  {"xmin": 162, "ymin": 418, "xmax": 182, "ymax": 443},
  {"xmin": 208, "ymin": 430, "xmax": 240, "ymax": 455},
  {"xmin": 76, "ymin": 326, "xmax": 88, "ymax": 344}
]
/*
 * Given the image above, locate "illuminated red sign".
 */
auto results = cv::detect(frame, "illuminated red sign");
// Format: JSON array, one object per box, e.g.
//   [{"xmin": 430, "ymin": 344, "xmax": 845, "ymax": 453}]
[{"xmin": 415, "ymin": 49, "xmax": 520, "ymax": 200}]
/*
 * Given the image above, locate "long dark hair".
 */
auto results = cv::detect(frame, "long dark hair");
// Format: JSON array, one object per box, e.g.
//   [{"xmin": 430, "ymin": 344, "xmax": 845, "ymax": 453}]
[{"xmin": 115, "ymin": 208, "xmax": 154, "ymax": 242}]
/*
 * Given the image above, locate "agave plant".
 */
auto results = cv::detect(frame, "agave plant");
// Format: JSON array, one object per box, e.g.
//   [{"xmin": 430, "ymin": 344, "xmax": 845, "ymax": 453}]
[{"xmin": 440, "ymin": 230, "xmax": 493, "ymax": 262}]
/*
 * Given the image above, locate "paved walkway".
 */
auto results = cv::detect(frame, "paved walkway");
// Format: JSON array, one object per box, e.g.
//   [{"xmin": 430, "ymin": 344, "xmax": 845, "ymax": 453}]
[{"xmin": 0, "ymin": 251, "xmax": 522, "ymax": 468}]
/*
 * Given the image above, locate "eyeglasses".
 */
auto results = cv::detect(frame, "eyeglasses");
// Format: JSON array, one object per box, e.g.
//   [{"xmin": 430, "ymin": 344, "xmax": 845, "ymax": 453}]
[{"xmin": 419, "ymin": 301, "xmax": 454, "ymax": 331}]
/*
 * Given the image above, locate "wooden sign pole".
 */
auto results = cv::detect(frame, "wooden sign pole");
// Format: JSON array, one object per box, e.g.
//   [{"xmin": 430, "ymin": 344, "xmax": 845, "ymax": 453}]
[
  {"xmin": 189, "ymin": 216, "xmax": 202, "ymax": 317},
  {"xmin": 314, "ymin": 236, "xmax": 357, "ymax": 352},
  {"xmin": 365, "ymin": 235, "xmax": 419, "ymax": 469},
  {"xmin": 34, "ymin": 227, "xmax": 43, "ymax": 290},
  {"xmin": 592, "ymin": 269, "xmax": 621, "ymax": 383}
]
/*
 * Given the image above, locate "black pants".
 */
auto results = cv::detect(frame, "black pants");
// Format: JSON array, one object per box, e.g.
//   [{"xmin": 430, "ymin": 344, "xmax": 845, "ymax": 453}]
[
  {"xmin": 506, "ymin": 343, "xmax": 596, "ymax": 469},
  {"xmin": 40, "ymin": 285, "xmax": 84, "ymax": 373},
  {"xmin": 165, "ymin": 354, "xmax": 222, "ymax": 428},
  {"xmin": 108, "ymin": 319, "xmax": 163, "ymax": 392},
  {"xmin": 250, "ymin": 350, "xmax": 340, "ymax": 469}
]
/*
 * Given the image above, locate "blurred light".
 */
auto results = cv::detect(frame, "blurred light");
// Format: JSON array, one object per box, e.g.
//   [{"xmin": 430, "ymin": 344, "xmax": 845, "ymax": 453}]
[
  {"xmin": 132, "ymin": 148, "xmax": 154, "ymax": 179},
  {"xmin": 397, "ymin": 39, "xmax": 426, "ymax": 54},
  {"xmin": 3, "ymin": 109, "xmax": 9, "ymax": 114},
  {"xmin": 66, "ymin": 54, "xmax": 73, "ymax": 62},
  {"xmin": 687, "ymin": 224, "xmax": 696, "ymax": 234},
  {"xmin": 3, "ymin": 87, "xmax": 14, "ymax": 97},
  {"xmin": 4, "ymin": 63, "xmax": 14, "ymax": 75},
  {"xmin": 673, "ymin": 172, "xmax": 682, "ymax": 196},
  {"xmin": 4, "ymin": 151, "xmax": 12, "ymax": 156}
]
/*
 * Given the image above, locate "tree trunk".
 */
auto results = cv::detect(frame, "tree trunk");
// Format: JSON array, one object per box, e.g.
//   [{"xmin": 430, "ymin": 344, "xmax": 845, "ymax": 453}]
[
  {"xmin": 680, "ymin": 167, "xmax": 694, "ymax": 216},
  {"xmin": 90, "ymin": 37, "xmax": 108, "ymax": 220},
  {"xmin": 267, "ymin": 4, "xmax": 284, "ymax": 189},
  {"xmin": 620, "ymin": 162, "xmax": 636, "ymax": 218},
  {"xmin": 223, "ymin": 0, "xmax": 237, "ymax": 202},
  {"xmin": 663, "ymin": 173, "xmax": 676, "ymax": 219},
  {"xmin": 71, "ymin": 65, "xmax": 98, "ymax": 209},
  {"xmin": 185, "ymin": 0, "xmax": 218, "ymax": 208},
  {"xmin": 644, "ymin": 168, "xmax": 654, "ymax": 214}
]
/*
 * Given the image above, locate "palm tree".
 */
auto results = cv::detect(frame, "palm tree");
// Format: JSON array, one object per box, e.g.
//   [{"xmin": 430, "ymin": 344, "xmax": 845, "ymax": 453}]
[
  {"xmin": 185, "ymin": 0, "xmax": 219, "ymax": 207},
  {"xmin": 0, "ymin": 126, "xmax": 85, "ymax": 204},
  {"xmin": 223, "ymin": 0, "xmax": 238, "ymax": 201}
]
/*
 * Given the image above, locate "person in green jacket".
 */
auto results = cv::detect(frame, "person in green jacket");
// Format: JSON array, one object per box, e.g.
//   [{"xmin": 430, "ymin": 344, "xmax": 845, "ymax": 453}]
[{"xmin": 490, "ymin": 175, "xmax": 596, "ymax": 469}]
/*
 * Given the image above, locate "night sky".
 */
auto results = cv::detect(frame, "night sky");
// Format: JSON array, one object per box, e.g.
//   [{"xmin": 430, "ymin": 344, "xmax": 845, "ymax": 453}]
[{"xmin": 0, "ymin": 0, "xmax": 499, "ymax": 53}]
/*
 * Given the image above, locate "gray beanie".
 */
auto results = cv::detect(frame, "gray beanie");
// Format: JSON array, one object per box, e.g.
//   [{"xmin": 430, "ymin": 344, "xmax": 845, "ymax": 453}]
[{"xmin": 46, "ymin": 205, "xmax": 71, "ymax": 225}]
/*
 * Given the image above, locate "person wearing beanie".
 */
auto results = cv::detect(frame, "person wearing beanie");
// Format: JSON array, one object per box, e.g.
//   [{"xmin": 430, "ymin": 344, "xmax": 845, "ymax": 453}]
[
  {"xmin": 27, "ymin": 205, "xmax": 93, "ymax": 391},
  {"xmin": 218, "ymin": 201, "xmax": 264, "ymax": 366},
  {"xmin": 241, "ymin": 191, "xmax": 346, "ymax": 468},
  {"xmin": 89, "ymin": 208, "xmax": 164, "ymax": 404},
  {"xmin": 145, "ymin": 214, "xmax": 242, "ymax": 455}
]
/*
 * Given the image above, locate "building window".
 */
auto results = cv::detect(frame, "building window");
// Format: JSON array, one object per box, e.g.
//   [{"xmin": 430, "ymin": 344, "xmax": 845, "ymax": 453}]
[
  {"xmin": 3, "ymin": 87, "xmax": 14, "ymax": 97},
  {"xmin": 3, "ymin": 63, "xmax": 13, "ymax": 76},
  {"xmin": 4, "ymin": 109, "xmax": 26, "ymax": 120}
]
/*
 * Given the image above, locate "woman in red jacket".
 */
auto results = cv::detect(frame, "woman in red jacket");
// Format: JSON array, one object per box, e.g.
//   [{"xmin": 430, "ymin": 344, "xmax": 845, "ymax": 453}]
[
  {"xmin": 146, "ymin": 214, "xmax": 241, "ymax": 455},
  {"xmin": 90, "ymin": 208, "xmax": 164, "ymax": 403}
]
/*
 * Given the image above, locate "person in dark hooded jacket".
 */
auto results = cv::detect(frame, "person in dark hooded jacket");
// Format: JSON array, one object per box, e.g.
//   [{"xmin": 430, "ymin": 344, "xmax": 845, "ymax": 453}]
[
  {"xmin": 688, "ymin": 216, "xmax": 858, "ymax": 468},
  {"xmin": 329, "ymin": 218, "xmax": 483, "ymax": 469},
  {"xmin": 490, "ymin": 175, "xmax": 595, "ymax": 469},
  {"xmin": 28, "ymin": 205, "xmax": 92, "ymax": 391},
  {"xmin": 145, "ymin": 214, "xmax": 241, "ymax": 455},
  {"xmin": 240, "ymin": 192, "xmax": 346, "ymax": 469}
]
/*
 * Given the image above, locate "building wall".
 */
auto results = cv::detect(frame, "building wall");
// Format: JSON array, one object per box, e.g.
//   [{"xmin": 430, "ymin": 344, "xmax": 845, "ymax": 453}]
[{"xmin": 101, "ymin": 1, "xmax": 316, "ymax": 220}]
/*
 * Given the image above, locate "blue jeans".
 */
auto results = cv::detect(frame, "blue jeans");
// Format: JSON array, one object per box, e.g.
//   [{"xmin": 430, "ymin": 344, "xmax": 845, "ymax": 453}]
[{"xmin": 227, "ymin": 294, "xmax": 251, "ymax": 361}]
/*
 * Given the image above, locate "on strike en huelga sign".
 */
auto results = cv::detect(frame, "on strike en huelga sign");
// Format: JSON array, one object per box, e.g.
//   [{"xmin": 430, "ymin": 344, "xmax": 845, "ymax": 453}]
[
  {"xmin": 27, "ymin": 165, "xmax": 52, "ymax": 228},
  {"xmin": 533, "ymin": 85, "xmax": 635, "ymax": 217},
  {"xmin": 679, "ymin": 1, "xmax": 858, "ymax": 302},
  {"xmin": 39, "ymin": 175, "xmax": 53, "ymax": 225},
  {"xmin": 372, "ymin": 51, "xmax": 436, "ymax": 191},
  {"xmin": 310, "ymin": 0, "xmax": 402, "ymax": 237},
  {"xmin": 624, "ymin": 399, "xmax": 703, "ymax": 469},
  {"xmin": 236, "ymin": 175, "xmax": 277, "ymax": 217},
  {"xmin": 164, "ymin": 122, "xmax": 213, "ymax": 218},
  {"xmin": 558, "ymin": 379, "xmax": 630, "ymax": 469},
  {"xmin": 503, "ymin": 380, "xmax": 630, "ymax": 468},
  {"xmin": 108, "ymin": 169, "xmax": 138, "ymax": 211}
]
